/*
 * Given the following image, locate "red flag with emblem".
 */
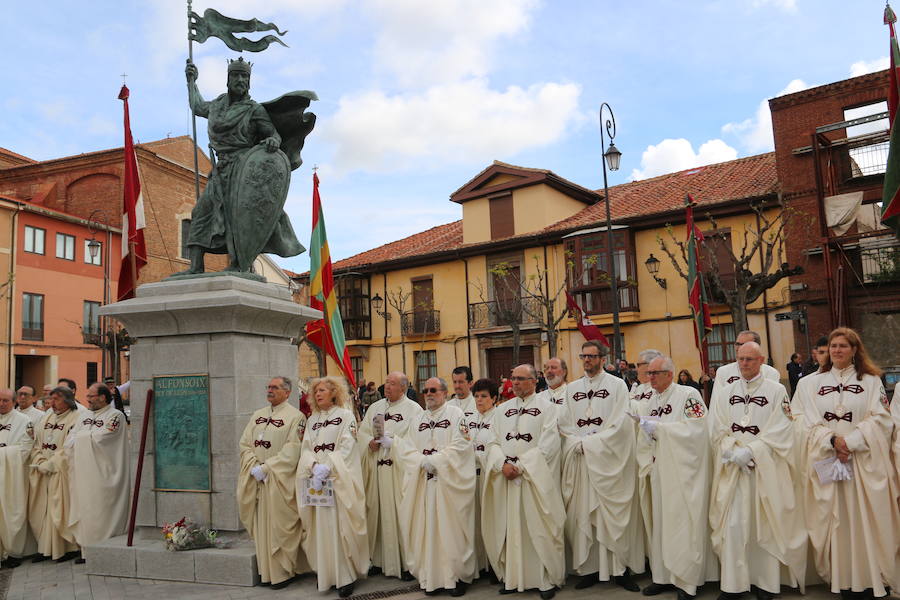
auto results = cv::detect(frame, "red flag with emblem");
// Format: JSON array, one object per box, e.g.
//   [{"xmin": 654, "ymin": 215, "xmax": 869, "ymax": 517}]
[{"xmin": 565, "ymin": 290, "xmax": 610, "ymax": 347}]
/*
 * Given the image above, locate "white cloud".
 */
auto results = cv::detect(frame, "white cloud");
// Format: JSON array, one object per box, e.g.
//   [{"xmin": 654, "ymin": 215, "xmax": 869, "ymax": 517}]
[
  {"xmin": 721, "ymin": 78, "xmax": 808, "ymax": 153},
  {"xmin": 322, "ymin": 79, "xmax": 582, "ymax": 173},
  {"xmin": 367, "ymin": 0, "xmax": 538, "ymax": 88},
  {"xmin": 629, "ymin": 138, "xmax": 738, "ymax": 180},
  {"xmin": 850, "ymin": 57, "xmax": 889, "ymax": 77},
  {"xmin": 751, "ymin": 0, "xmax": 797, "ymax": 12}
]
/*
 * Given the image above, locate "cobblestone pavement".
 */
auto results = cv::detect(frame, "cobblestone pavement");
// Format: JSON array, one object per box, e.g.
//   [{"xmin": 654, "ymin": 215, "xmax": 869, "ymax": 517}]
[{"xmin": 0, "ymin": 559, "xmax": 884, "ymax": 600}]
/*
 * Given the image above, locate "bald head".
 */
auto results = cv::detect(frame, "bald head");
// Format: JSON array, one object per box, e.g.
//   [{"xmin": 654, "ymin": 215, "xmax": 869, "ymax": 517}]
[
  {"xmin": 737, "ymin": 341, "xmax": 765, "ymax": 380},
  {"xmin": 0, "ymin": 388, "xmax": 13, "ymax": 415}
]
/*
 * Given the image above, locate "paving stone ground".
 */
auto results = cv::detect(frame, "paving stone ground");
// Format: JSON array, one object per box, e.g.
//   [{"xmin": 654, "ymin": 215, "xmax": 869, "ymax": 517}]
[{"xmin": 2, "ymin": 560, "xmax": 880, "ymax": 600}]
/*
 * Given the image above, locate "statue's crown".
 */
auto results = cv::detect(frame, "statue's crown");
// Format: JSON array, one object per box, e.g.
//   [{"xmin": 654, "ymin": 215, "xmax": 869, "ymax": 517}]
[{"xmin": 227, "ymin": 57, "xmax": 252, "ymax": 74}]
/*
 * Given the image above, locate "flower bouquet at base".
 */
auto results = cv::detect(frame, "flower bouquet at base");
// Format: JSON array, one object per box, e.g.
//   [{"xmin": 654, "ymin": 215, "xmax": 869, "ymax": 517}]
[{"xmin": 162, "ymin": 517, "xmax": 227, "ymax": 551}]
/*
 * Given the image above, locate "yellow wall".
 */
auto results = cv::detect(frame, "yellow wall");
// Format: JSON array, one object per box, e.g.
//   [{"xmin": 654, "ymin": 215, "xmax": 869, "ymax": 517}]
[
  {"xmin": 514, "ymin": 185, "xmax": 588, "ymax": 238},
  {"xmin": 462, "ymin": 198, "xmax": 491, "ymax": 245}
]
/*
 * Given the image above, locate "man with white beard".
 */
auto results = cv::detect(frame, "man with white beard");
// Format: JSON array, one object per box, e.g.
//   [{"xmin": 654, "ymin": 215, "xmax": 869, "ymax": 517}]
[
  {"xmin": 399, "ymin": 377, "xmax": 476, "ymax": 596},
  {"xmin": 561, "ymin": 342, "xmax": 643, "ymax": 591},
  {"xmin": 447, "ymin": 366, "xmax": 476, "ymax": 419},
  {"xmin": 709, "ymin": 342, "xmax": 806, "ymax": 600},
  {"xmin": 636, "ymin": 356, "xmax": 717, "ymax": 600},
  {"xmin": 358, "ymin": 371, "xmax": 422, "ymax": 580},
  {"xmin": 482, "ymin": 364, "xmax": 564, "ymax": 600},
  {"xmin": 0, "ymin": 388, "xmax": 35, "ymax": 569},
  {"xmin": 629, "ymin": 350, "xmax": 662, "ymax": 406},
  {"xmin": 536, "ymin": 358, "xmax": 568, "ymax": 409}
]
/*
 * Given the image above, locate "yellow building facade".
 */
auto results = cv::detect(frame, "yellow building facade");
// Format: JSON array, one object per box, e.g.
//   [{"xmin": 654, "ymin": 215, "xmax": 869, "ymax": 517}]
[{"xmin": 301, "ymin": 156, "xmax": 796, "ymax": 392}]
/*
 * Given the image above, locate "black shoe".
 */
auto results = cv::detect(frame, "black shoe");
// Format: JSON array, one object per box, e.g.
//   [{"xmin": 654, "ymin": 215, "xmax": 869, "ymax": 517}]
[
  {"xmin": 615, "ymin": 572, "xmax": 641, "ymax": 592},
  {"xmin": 754, "ymin": 590, "xmax": 774, "ymax": 600},
  {"xmin": 74, "ymin": 557, "xmax": 86, "ymax": 565},
  {"xmin": 2, "ymin": 556, "xmax": 21, "ymax": 569},
  {"xmin": 56, "ymin": 551, "xmax": 78, "ymax": 563},
  {"xmin": 677, "ymin": 589, "xmax": 695, "ymax": 600},
  {"xmin": 539, "ymin": 589, "xmax": 556, "ymax": 600},
  {"xmin": 270, "ymin": 576, "xmax": 294, "ymax": 590},
  {"xmin": 488, "ymin": 569, "xmax": 500, "ymax": 585},
  {"xmin": 368, "ymin": 565, "xmax": 383, "ymax": 576},
  {"xmin": 719, "ymin": 593, "xmax": 744, "ymax": 600},
  {"xmin": 450, "ymin": 582, "xmax": 467, "ymax": 597},
  {"xmin": 499, "ymin": 587, "xmax": 516, "ymax": 595},
  {"xmin": 401, "ymin": 571, "xmax": 415, "ymax": 581},
  {"xmin": 643, "ymin": 583, "xmax": 674, "ymax": 596},
  {"xmin": 32, "ymin": 555, "xmax": 49, "ymax": 563},
  {"xmin": 575, "ymin": 574, "xmax": 600, "ymax": 590},
  {"xmin": 338, "ymin": 582, "xmax": 355, "ymax": 598},
  {"xmin": 425, "ymin": 590, "xmax": 441, "ymax": 596}
]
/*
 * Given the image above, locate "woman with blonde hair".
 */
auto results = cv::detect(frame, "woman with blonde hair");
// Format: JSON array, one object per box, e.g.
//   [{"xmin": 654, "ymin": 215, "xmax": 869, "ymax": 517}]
[
  {"xmin": 297, "ymin": 376, "xmax": 369, "ymax": 597},
  {"xmin": 793, "ymin": 327, "xmax": 899, "ymax": 599}
]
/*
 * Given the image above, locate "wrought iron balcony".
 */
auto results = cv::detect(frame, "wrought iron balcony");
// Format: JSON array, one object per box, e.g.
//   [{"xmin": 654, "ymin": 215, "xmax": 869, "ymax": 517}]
[
  {"xmin": 401, "ymin": 310, "xmax": 441, "ymax": 335},
  {"xmin": 859, "ymin": 239, "xmax": 900, "ymax": 283},
  {"xmin": 468, "ymin": 298, "xmax": 542, "ymax": 329}
]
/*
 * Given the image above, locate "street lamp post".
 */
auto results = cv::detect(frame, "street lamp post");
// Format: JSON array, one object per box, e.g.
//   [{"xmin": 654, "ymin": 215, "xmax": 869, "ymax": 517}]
[
  {"xmin": 599, "ymin": 102, "xmax": 623, "ymax": 362},
  {"xmin": 87, "ymin": 210, "xmax": 111, "ymax": 380}
]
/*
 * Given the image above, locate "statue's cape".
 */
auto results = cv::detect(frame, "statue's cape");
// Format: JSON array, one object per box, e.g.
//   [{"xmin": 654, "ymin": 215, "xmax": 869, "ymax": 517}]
[{"xmin": 262, "ymin": 91, "xmax": 318, "ymax": 171}]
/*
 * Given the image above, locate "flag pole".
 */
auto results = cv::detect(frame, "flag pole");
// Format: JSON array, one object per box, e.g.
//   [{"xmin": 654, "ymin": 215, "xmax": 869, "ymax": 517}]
[{"xmin": 187, "ymin": 0, "xmax": 201, "ymax": 203}]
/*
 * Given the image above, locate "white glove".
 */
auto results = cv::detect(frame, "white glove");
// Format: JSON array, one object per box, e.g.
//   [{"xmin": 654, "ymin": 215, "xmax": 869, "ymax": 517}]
[
  {"xmin": 574, "ymin": 440, "xmax": 584, "ymax": 455},
  {"xmin": 831, "ymin": 457, "xmax": 852, "ymax": 481},
  {"xmin": 731, "ymin": 446, "xmax": 754, "ymax": 472},
  {"xmin": 311, "ymin": 463, "xmax": 331, "ymax": 490},
  {"xmin": 639, "ymin": 417, "xmax": 658, "ymax": 439},
  {"xmin": 379, "ymin": 436, "xmax": 392, "ymax": 449},
  {"xmin": 250, "ymin": 465, "xmax": 267, "ymax": 482},
  {"xmin": 421, "ymin": 459, "xmax": 436, "ymax": 475}
]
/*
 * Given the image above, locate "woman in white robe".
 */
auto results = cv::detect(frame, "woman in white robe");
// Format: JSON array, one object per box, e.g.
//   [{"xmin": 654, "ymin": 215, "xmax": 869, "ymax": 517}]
[
  {"xmin": 298, "ymin": 376, "xmax": 368, "ymax": 598},
  {"xmin": 794, "ymin": 327, "xmax": 900, "ymax": 599},
  {"xmin": 470, "ymin": 378, "xmax": 499, "ymax": 580}
]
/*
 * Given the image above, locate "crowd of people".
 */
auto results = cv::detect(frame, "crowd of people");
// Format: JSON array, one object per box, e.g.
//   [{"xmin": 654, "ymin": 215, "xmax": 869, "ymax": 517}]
[
  {"xmin": 232, "ymin": 325, "xmax": 900, "ymax": 600},
  {"xmin": 0, "ymin": 379, "xmax": 130, "ymax": 569}
]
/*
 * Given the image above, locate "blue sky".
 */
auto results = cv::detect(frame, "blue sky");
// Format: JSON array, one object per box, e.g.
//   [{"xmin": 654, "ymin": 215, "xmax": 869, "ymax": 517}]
[{"xmin": 3, "ymin": 0, "xmax": 889, "ymax": 273}]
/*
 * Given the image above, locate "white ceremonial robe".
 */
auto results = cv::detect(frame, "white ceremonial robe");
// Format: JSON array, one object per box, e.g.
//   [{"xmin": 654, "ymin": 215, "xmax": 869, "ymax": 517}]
[
  {"xmin": 482, "ymin": 393, "xmax": 565, "ymax": 592},
  {"xmin": 709, "ymin": 377, "xmax": 806, "ymax": 594},
  {"xmin": 68, "ymin": 404, "xmax": 129, "ymax": 547},
  {"xmin": 298, "ymin": 406, "xmax": 368, "ymax": 592},
  {"xmin": 0, "ymin": 410, "xmax": 35, "ymax": 560},
  {"xmin": 448, "ymin": 394, "xmax": 477, "ymax": 420},
  {"xmin": 537, "ymin": 384, "xmax": 567, "ymax": 410},
  {"xmin": 560, "ymin": 373, "xmax": 644, "ymax": 579},
  {"xmin": 18, "ymin": 406, "xmax": 44, "ymax": 426},
  {"xmin": 28, "ymin": 407, "xmax": 83, "ymax": 559},
  {"xmin": 710, "ymin": 362, "xmax": 780, "ymax": 425},
  {"xmin": 398, "ymin": 403, "xmax": 477, "ymax": 592},
  {"xmin": 238, "ymin": 401, "xmax": 308, "ymax": 586},
  {"xmin": 636, "ymin": 383, "xmax": 718, "ymax": 595},
  {"xmin": 358, "ymin": 396, "xmax": 424, "ymax": 577},
  {"xmin": 794, "ymin": 367, "xmax": 900, "ymax": 596},
  {"xmin": 469, "ymin": 407, "xmax": 497, "ymax": 575}
]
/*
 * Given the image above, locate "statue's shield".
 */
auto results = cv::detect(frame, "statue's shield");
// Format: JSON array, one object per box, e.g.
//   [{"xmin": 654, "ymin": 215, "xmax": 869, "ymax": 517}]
[{"xmin": 229, "ymin": 146, "xmax": 292, "ymax": 271}]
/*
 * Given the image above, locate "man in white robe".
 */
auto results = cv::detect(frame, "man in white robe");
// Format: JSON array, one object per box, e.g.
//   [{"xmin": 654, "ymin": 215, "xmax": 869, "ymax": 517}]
[
  {"xmin": 238, "ymin": 376, "xmax": 307, "ymax": 589},
  {"xmin": 29, "ymin": 386, "xmax": 83, "ymax": 562},
  {"xmin": 482, "ymin": 364, "xmax": 564, "ymax": 600},
  {"xmin": 636, "ymin": 356, "xmax": 717, "ymax": 600},
  {"xmin": 629, "ymin": 349, "xmax": 663, "ymax": 405},
  {"xmin": 710, "ymin": 330, "xmax": 780, "ymax": 417},
  {"xmin": 709, "ymin": 343, "xmax": 806, "ymax": 600},
  {"xmin": 536, "ymin": 358, "xmax": 568, "ymax": 409},
  {"xmin": 68, "ymin": 383, "xmax": 130, "ymax": 562},
  {"xmin": 358, "ymin": 371, "xmax": 423, "ymax": 580},
  {"xmin": 399, "ymin": 377, "xmax": 476, "ymax": 595},
  {"xmin": 448, "ymin": 366, "xmax": 476, "ymax": 419},
  {"xmin": 16, "ymin": 385, "xmax": 43, "ymax": 425},
  {"xmin": 0, "ymin": 388, "xmax": 35, "ymax": 568},
  {"xmin": 561, "ymin": 342, "xmax": 643, "ymax": 591}
]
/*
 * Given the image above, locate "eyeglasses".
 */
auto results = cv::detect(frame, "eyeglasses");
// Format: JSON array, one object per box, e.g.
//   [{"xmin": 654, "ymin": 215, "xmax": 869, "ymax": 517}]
[
  {"xmin": 422, "ymin": 387, "xmax": 442, "ymax": 394},
  {"xmin": 647, "ymin": 370, "xmax": 669, "ymax": 376},
  {"xmin": 636, "ymin": 362, "xmax": 648, "ymax": 367},
  {"xmin": 508, "ymin": 376, "xmax": 533, "ymax": 382},
  {"xmin": 579, "ymin": 354, "xmax": 601, "ymax": 360}
]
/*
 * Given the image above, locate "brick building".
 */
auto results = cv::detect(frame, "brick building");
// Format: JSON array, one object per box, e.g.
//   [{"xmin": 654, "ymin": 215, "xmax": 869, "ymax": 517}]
[{"xmin": 771, "ymin": 70, "xmax": 900, "ymax": 379}]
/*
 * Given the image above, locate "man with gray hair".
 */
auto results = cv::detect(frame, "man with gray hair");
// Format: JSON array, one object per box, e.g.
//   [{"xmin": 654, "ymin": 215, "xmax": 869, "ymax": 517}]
[
  {"xmin": 482, "ymin": 364, "xmax": 564, "ymax": 599},
  {"xmin": 537, "ymin": 357, "xmax": 568, "ymax": 409},
  {"xmin": 28, "ymin": 386, "xmax": 84, "ymax": 562},
  {"xmin": 399, "ymin": 377, "xmax": 476, "ymax": 595},
  {"xmin": 711, "ymin": 330, "xmax": 780, "ymax": 414},
  {"xmin": 237, "ymin": 376, "xmax": 307, "ymax": 589},
  {"xmin": 630, "ymin": 349, "xmax": 663, "ymax": 408},
  {"xmin": 15, "ymin": 386, "xmax": 43, "ymax": 425},
  {"xmin": 0, "ymin": 388, "xmax": 35, "ymax": 569},
  {"xmin": 358, "ymin": 371, "xmax": 423, "ymax": 580},
  {"xmin": 635, "ymin": 356, "xmax": 717, "ymax": 600}
]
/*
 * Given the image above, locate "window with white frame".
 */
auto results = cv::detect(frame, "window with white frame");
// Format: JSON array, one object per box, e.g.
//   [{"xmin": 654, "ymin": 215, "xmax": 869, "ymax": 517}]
[
  {"xmin": 56, "ymin": 233, "xmax": 75, "ymax": 261},
  {"xmin": 24, "ymin": 226, "xmax": 45, "ymax": 255}
]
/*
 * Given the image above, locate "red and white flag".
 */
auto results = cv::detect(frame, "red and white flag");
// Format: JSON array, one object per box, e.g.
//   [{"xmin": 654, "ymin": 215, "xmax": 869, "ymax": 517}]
[
  {"xmin": 565, "ymin": 290, "xmax": 610, "ymax": 347},
  {"xmin": 117, "ymin": 85, "xmax": 147, "ymax": 301}
]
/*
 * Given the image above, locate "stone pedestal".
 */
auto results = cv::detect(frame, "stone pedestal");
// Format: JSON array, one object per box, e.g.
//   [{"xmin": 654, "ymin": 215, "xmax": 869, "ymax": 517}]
[{"xmin": 97, "ymin": 276, "xmax": 321, "ymax": 532}]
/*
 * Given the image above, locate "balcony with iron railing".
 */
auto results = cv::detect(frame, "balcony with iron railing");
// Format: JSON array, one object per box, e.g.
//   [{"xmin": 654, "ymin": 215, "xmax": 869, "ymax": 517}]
[
  {"xmin": 858, "ymin": 238, "xmax": 900, "ymax": 284},
  {"xmin": 401, "ymin": 310, "xmax": 441, "ymax": 336},
  {"xmin": 468, "ymin": 298, "xmax": 542, "ymax": 330}
]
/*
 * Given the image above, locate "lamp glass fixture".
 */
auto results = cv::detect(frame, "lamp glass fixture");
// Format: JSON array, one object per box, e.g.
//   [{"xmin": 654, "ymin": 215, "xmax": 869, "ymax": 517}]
[
  {"xmin": 645, "ymin": 253, "xmax": 661, "ymax": 275},
  {"xmin": 604, "ymin": 142, "xmax": 622, "ymax": 172}
]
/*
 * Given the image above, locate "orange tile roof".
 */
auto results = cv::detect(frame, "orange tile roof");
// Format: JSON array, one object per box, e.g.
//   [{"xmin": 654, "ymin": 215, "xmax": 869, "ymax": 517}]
[
  {"xmin": 0, "ymin": 147, "xmax": 36, "ymax": 166},
  {"xmin": 332, "ymin": 221, "xmax": 463, "ymax": 271},
  {"xmin": 546, "ymin": 152, "xmax": 777, "ymax": 231}
]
